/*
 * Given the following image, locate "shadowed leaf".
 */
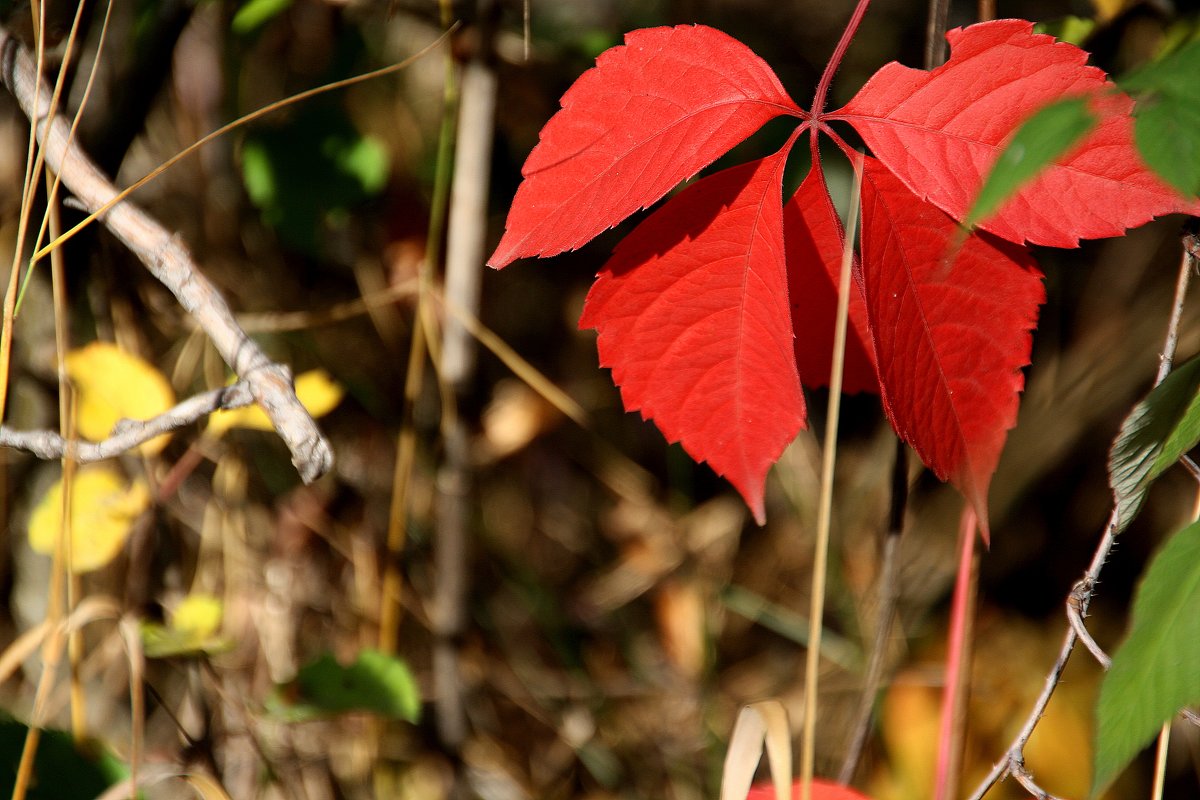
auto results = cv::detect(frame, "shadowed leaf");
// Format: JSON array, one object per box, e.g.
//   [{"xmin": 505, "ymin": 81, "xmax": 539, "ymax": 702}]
[{"xmin": 1109, "ymin": 354, "xmax": 1200, "ymax": 532}]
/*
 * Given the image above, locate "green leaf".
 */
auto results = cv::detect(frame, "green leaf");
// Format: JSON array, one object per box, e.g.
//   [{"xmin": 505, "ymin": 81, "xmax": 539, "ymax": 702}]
[
  {"xmin": 1093, "ymin": 521, "xmax": 1200, "ymax": 795},
  {"xmin": 271, "ymin": 650, "xmax": 420, "ymax": 722},
  {"xmin": 1108, "ymin": 354, "xmax": 1200, "ymax": 533},
  {"xmin": 0, "ymin": 717, "xmax": 126, "ymax": 800},
  {"xmin": 1119, "ymin": 39, "xmax": 1200, "ymax": 197},
  {"xmin": 1033, "ymin": 16, "xmax": 1097, "ymax": 47},
  {"xmin": 964, "ymin": 96, "xmax": 1097, "ymax": 229},
  {"xmin": 240, "ymin": 105, "xmax": 390, "ymax": 254},
  {"xmin": 232, "ymin": 0, "xmax": 292, "ymax": 35}
]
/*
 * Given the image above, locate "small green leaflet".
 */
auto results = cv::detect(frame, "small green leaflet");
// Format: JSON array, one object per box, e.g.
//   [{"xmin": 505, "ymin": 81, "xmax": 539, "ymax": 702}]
[
  {"xmin": 232, "ymin": 0, "xmax": 292, "ymax": 35},
  {"xmin": 270, "ymin": 650, "xmax": 420, "ymax": 722},
  {"xmin": 1093, "ymin": 521, "xmax": 1200, "ymax": 796},
  {"xmin": 1108, "ymin": 354, "xmax": 1200, "ymax": 533},
  {"xmin": 1033, "ymin": 16, "xmax": 1097, "ymax": 47},
  {"xmin": 1119, "ymin": 39, "xmax": 1200, "ymax": 198},
  {"xmin": 964, "ymin": 96, "xmax": 1097, "ymax": 230}
]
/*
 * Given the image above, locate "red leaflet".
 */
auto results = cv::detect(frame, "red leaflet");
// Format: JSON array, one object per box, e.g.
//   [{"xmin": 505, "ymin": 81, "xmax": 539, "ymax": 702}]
[
  {"xmin": 784, "ymin": 163, "xmax": 878, "ymax": 394},
  {"xmin": 746, "ymin": 778, "xmax": 873, "ymax": 800},
  {"xmin": 494, "ymin": 9, "xmax": 1187, "ymax": 527},
  {"xmin": 579, "ymin": 142, "xmax": 803, "ymax": 524},
  {"xmin": 833, "ymin": 19, "xmax": 1200, "ymax": 248},
  {"xmin": 858, "ymin": 157, "xmax": 1045, "ymax": 540},
  {"xmin": 489, "ymin": 25, "xmax": 801, "ymax": 268}
]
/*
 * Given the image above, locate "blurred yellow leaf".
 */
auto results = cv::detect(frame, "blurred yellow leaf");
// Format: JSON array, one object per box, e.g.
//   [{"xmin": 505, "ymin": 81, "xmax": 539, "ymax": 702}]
[
  {"xmin": 173, "ymin": 594, "xmax": 223, "ymax": 639},
  {"xmin": 28, "ymin": 465, "xmax": 150, "ymax": 573},
  {"xmin": 1090, "ymin": 0, "xmax": 1127, "ymax": 21},
  {"xmin": 207, "ymin": 370, "xmax": 344, "ymax": 436},
  {"xmin": 142, "ymin": 593, "xmax": 230, "ymax": 658},
  {"xmin": 66, "ymin": 342, "xmax": 175, "ymax": 456}
]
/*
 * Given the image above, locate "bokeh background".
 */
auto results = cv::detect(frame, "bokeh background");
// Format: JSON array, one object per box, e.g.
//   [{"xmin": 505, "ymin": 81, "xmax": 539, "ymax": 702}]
[{"xmin": 0, "ymin": 0, "xmax": 1198, "ymax": 798}]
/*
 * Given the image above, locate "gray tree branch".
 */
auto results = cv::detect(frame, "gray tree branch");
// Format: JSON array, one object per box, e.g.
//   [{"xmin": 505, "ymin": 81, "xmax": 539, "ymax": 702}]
[
  {"xmin": 0, "ymin": 26, "xmax": 332, "ymax": 482},
  {"xmin": 0, "ymin": 381, "xmax": 252, "ymax": 463}
]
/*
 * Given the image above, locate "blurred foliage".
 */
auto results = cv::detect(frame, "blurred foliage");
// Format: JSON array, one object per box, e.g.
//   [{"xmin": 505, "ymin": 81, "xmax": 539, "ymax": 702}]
[{"xmin": 0, "ymin": 718, "xmax": 126, "ymax": 800}]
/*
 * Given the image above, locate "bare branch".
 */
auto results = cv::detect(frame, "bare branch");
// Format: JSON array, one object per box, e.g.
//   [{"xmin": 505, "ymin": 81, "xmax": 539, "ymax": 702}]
[
  {"xmin": 0, "ymin": 27, "xmax": 333, "ymax": 482},
  {"xmin": 968, "ymin": 228, "xmax": 1198, "ymax": 800},
  {"xmin": 0, "ymin": 382, "xmax": 253, "ymax": 463}
]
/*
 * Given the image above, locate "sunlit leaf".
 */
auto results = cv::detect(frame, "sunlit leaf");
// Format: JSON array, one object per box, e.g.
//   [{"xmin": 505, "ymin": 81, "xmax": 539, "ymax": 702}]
[
  {"xmin": 1108, "ymin": 353, "xmax": 1200, "ymax": 533},
  {"xmin": 208, "ymin": 370, "xmax": 344, "ymax": 436},
  {"xmin": 66, "ymin": 342, "xmax": 175, "ymax": 456},
  {"xmin": 1094, "ymin": 520, "xmax": 1200, "ymax": 795},
  {"xmin": 28, "ymin": 465, "xmax": 150, "ymax": 573},
  {"xmin": 141, "ymin": 594, "xmax": 231, "ymax": 659},
  {"xmin": 270, "ymin": 650, "xmax": 420, "ymax": 722}
]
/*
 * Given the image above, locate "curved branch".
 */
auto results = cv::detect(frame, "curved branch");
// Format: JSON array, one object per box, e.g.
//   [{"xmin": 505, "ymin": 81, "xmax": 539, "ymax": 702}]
[
  {"xmin": 0, "ymin": 382, "xmax": 253, "ymax": 462},
  {"xmin": 0, "ymin": 27, "xmax": 333, "ymax": 482}
]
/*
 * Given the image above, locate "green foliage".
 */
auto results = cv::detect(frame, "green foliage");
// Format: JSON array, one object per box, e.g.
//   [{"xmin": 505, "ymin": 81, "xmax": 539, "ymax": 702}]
[
  {"xmin": 0, "ymin": 718, "xmax": 126, "ymax": 800},
  {"xmin": 241, "ymin": 104, "xmax": 390, "ymax": 254},
  {"xmin": 964, "ymin": 97, "xmax": 1096, "ymax": 230},
  {"xmin": 1033, "ymin": 16, "xmax": 1097, "ymax": 47},
  {"xmin": 270, "ymin": 650, "xmax": 420, "ymax": 722},
  {"xmin": 232, "ymin": 0, "xmax": 293, "ymax": 36},
  {"xmin": 1119, "ymin": 40, "xmax": 1200, "ymax": 197},
  {"xmin": 1108, "ymin": 354, "xmax": 1200, "ymax": 533},
  {"xmin": 1093, "ymin": 521, "xmax": 1200, "ymax": 795}
]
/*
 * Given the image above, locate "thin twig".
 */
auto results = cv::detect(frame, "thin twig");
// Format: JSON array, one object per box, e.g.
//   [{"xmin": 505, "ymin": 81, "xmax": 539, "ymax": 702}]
[
  {"xmin": 967, "ymin": 228, "xmax": 1198, "ymax": 800},
  {"xmin": 800, "ymin": 150, "xmax": 864, "ymax": 800},
  {"xmin": 0, "ymin": 26, "xmax": 332, "ymax": 482},
  {"xmin": 1066, "ymin": 580, "xmax": 1111, "ymax": 668},
  {"xmin": 925, "ymin": 0, "xmax": 950, "ymax": 70},
  {"xmin": 0, "ymin": 382, "xmax": 254, "ymax": 462}
]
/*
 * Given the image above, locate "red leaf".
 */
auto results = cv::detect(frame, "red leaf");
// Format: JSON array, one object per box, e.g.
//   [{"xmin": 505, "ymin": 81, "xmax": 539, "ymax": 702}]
[
  {"xmin": 579, "ymin": 142, "xmax": 803, "ymax": 524},
  {"xmin": 833, "ymin": 19, "xmax": 1200, "ymax": 248},
  {"xmin": 489, "ymin": 25, "xmax": 802, "ymax": 268},
  {"xmin": 747, "ymin": 778, "xmax": 874, "ymax": 800},
  {"xmin": 859, "ymin": 157, "xmax": 1044, "ymax": 539},
  {"xmin": 784, "ymin": 162, "xmax": 878, "ymax": 394}
]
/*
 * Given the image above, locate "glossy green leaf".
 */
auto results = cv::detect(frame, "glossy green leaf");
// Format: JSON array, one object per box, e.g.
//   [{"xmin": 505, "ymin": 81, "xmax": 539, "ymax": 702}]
[
  {"xmin": 1119, "ymin": 40, "xmax": 1200, "ymax": 197},
  {"xmin": 1109, "ymin": 354, "xmax": 1200, "ymax": 533},
  {"xmin": 964, "ymin": 96, "xmax": 1097, "ymax": 229},
  {"xmin": 271, "ymin": 650, "xmax": 420, "ymax": 722},
  {"xmin": 1093, "ymin": 520, "xmax": 1200, "ymax": 795}
]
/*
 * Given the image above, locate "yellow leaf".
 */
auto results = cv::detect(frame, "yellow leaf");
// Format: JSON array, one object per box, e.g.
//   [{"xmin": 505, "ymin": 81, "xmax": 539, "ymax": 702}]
[
  {"xmin": 172, "ymin": 594, "xmax": 223, "ymax": 639},
  {"xmin": 1089, "ymin": 0, "xmax": 1127, "ymax": 22},
  {"xmin": 207, "ymin": 369, "xmax": 344, "ymax": 436},
  {"xmin": 141, "ymin": 593, "xmax": 230, "ymax": 658},
  {"xmin": 66, "ymin": 342, "xmax": 175, "ymax": 456},
  {"xmin": 28, "ymin": 465, "xmax": 150, "ymax": 573}
]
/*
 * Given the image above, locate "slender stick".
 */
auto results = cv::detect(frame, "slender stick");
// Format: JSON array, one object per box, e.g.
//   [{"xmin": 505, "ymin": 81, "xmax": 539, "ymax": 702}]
[
  {"xmin": 800, "ymin": 151, "xmax": 865, "ymax": 800},
  {"xmin": 967, "ymin": 231, "xmax": 1199, "ymax": 800},
  {"xmin": 0, "ymin": 382, "xmax": 255, "ymax": 461},
  {"xmin": 925, "ymin": 0, "xmax": 950, "ymax": 70}
]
